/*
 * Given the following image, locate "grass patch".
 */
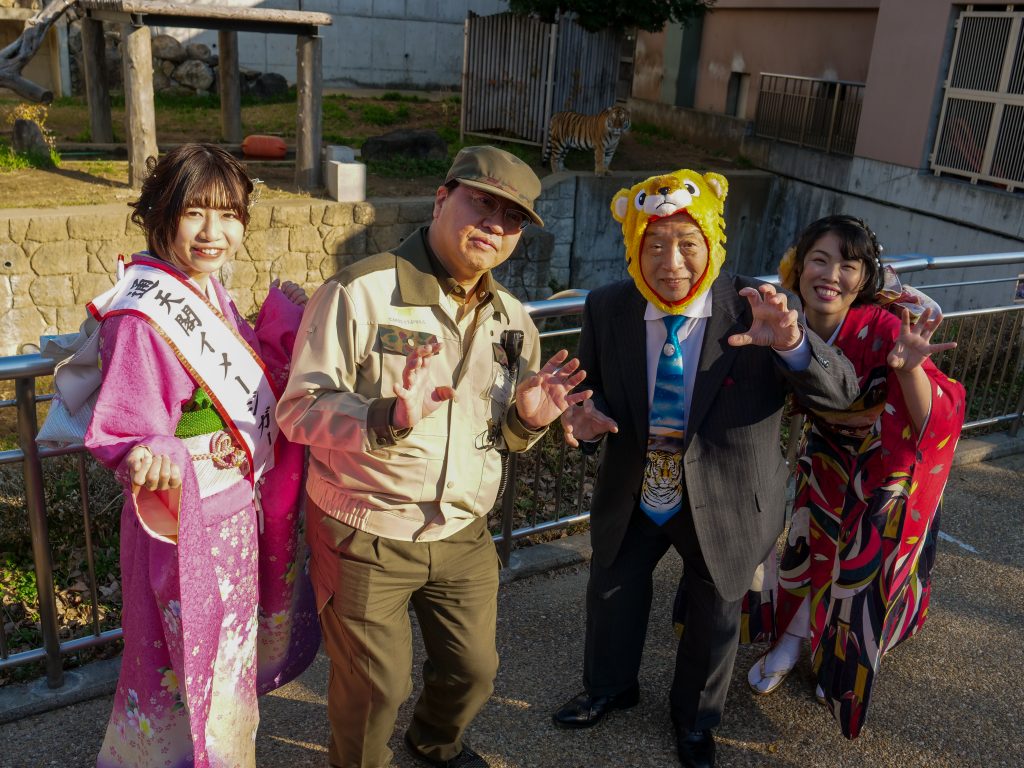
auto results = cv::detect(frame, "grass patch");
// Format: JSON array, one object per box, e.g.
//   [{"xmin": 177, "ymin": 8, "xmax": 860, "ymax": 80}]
[
  {"xmin": 0, "ymin": 141, "xmax": 58, "ymax": 171},
  {"xmin": 632, "ymin": 121, "xmax": 674, "ymax": 140},
  {"xmin": 379, "ymin": 91, "xmax": 428, "ymax": 103},
  {"xmin": 359, "ymin": 102, "xmax": 412, "ymax": 127},
  {"xmin": 366, "ymin": 155, "xmax": 451, "ymax": 178}
]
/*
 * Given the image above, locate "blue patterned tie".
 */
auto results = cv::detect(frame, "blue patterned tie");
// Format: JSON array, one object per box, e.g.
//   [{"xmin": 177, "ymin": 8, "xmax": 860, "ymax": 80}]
[{"xmin": 640, "ymin": 314, "xmax": 688, "ymax": 525}]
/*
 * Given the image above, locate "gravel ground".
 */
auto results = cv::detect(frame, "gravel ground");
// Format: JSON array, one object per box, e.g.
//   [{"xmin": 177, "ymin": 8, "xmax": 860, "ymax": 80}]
[{"xmin": 2, "ymin": 453, "xmax": 1021, "ymax": 768}]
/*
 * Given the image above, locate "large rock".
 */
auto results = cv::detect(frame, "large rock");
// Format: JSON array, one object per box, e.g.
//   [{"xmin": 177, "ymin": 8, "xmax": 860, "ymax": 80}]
[
  {"xmin": 360, "ymin": 130, "xmax": 447, "ymax": 162},
  {"xmin": 11, "ymin": 119, "xmax": 50, "ymax": 159},
  {"xmin": 172, "ymin": 59, "xmax": 215, "ymax": 91},
  {"xmin": 152, "ymin": 68, "xmax": 171, "ymax": 92},
  {"xmin": 245, "ymin": 72, "xmax": 289, "ymax": 101},
  {"xmin": 151, "ymin": 34, "xmax": 186, "ymax": 63},
  {"xmin": 186, "ymin": 42, "xmax": 214, "ymax": 65}
]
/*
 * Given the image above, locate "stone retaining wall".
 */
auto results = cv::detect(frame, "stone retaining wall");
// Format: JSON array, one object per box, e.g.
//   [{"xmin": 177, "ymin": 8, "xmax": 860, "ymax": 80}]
[
  {"xmin": 0, "ymin": 171, "xmax": 777, "ymax": 357},
  {"xmin": 0, "ymin": 197, "xmax": 435, "ymax": 356}
]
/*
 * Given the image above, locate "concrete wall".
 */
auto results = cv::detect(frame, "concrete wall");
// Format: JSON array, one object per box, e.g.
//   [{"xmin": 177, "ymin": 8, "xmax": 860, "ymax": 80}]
[
  {"xmin": 743, "ymin": 138, "xmax": 1024, "ymax": 309},
  {"xmin": 151, "ymin": 0, "xmax": 509, "ymax": 90},
  {"xmin": 694, "ymin": 4, "xmax": 877, "ymax": 117},
  {"xmin": 855, "ymin": 0, "xmax": 956, "ymax": 168},
  {"xmin": 633, "ymin": 1, "xmax": 879, "ymax": 119}
]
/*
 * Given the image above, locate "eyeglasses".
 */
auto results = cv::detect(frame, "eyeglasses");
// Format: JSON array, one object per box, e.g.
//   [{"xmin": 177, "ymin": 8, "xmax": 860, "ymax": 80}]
[{"xmin": 464, "ymin": 188, "xmax": 531, "ymax": 232}]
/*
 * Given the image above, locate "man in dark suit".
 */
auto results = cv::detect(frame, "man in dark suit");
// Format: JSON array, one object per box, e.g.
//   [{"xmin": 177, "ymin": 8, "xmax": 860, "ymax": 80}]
[{"xmin": 551, "ymin": 170, "xmax": 858, "ymax": 768}]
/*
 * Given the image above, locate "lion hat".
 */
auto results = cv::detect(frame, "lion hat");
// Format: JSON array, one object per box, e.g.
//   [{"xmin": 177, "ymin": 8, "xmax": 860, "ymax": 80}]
[{"xmin": 611, "ymin": 169, "xmax": 729, "ymax": 314}]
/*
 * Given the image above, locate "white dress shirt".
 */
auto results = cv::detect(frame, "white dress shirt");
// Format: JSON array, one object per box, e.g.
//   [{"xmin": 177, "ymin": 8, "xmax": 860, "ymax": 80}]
[{"xmin": 644, "ymin": 290, "xmax": 811, "ymax": 431}]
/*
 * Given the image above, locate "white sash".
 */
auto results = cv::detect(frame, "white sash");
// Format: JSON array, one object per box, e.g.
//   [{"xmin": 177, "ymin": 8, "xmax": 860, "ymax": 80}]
[{"xmin": 89, "ymin": 256, "xmax": 278, "ymax": 484}]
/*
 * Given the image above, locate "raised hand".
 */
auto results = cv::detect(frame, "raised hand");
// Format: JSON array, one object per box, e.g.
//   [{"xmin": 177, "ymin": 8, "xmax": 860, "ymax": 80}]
[
  {"xmin": 514, "ymin": 349, "xmax": 591, "ymax": 430},
  {"xmin": 560, "ymin": 398, "xmax": 618, "ymax": 448},
  {"xmin": 888, "ymin": 307, "xmax": 956, "ymax": 372},
  {"xmin": 126, "ymin": 445, "xmax": 182, "ymax": 491},
  {"xmin": 392, "ymin": 343, "xmax": 457, "ymax": 429},
  {"xmin": 728, "ymin": 284, "xmax": 802, "ymax": 351},
  {"xmin": 271, "ymin": 278, "xmax": 308, "ymax": 306}
]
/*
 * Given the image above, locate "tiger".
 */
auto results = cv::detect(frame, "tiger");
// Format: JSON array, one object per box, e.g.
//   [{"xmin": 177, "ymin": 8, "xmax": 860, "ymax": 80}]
[
  {"xmin": 541, "ymin": 105, "xmax": 631, "ymax": 176},
  {"xmin": 640, "ymin": 449, "xmax": 683, "ymax": 514}
]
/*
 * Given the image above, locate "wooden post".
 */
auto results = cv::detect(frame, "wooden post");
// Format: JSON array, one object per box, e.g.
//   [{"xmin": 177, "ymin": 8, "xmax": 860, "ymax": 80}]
[
  {"xmin": 295, "ymin": 33, "xmax": 322, "ymax": 191},
  {"xmin": 218, "ymin": 29, "xmax": 242, "ymax": 143},
  {"xmin": 121, "ymin": 21, "xmax": 158, "ymax": 189},
  {"xmin": 80, "ymin": 17, "xmax": 113, "ymax": 144}
]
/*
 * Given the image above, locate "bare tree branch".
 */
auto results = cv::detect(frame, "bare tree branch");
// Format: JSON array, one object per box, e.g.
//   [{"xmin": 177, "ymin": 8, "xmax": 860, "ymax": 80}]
[{"xmin": 0, "ymin": 0, "xmax": 79, "ymax": 103}]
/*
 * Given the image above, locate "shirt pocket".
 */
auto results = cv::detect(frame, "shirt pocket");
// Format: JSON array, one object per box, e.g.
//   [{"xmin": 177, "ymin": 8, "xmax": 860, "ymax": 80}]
[{"xmin": 377, "ymin": 324, "xmax": 441, "ymax": 401}]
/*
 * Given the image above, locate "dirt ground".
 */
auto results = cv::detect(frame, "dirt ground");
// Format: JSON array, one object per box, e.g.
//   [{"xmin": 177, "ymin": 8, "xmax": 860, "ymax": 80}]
[
  {"xmin": 0, "ymin": 91, "xmax": 745, "ymax": 208},
  {"xmin": 0, "ymin": 133, "xmax": 743, "ymax": 209}
]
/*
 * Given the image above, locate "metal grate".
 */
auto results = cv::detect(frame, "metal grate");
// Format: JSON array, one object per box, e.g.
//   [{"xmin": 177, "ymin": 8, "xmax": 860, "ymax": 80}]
[
  {"xmin": 754, "ymin": 73, "xmax": 864, "ymax": 156},
  {"xmin": 931, "ymin": 7, "xmax": 1024, "ymax": 191},
  {"xmin": 460, "ymin": 12, "xmax": 623, "ymax": 148}
]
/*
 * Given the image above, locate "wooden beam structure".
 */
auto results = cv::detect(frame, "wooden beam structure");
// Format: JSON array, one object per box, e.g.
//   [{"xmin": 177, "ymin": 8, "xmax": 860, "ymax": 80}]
[
  {"xmin": 78, "ymin": 0, "xmax": 333, "ymax": 190},
  {"xmin": 79, "ymin": 16, "xmax": 113, "ymax": 143}
]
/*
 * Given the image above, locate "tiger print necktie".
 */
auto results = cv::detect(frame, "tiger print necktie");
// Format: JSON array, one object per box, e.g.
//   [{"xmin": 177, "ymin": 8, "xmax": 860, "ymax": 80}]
[{"xmin": 640, "ymin": 314, "xmax": 688, "ymax": 525}]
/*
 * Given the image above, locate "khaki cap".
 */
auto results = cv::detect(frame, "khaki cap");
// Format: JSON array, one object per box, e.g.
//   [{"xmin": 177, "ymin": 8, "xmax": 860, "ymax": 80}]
[{"xmin": 445, "ymin": 145, "xmax": 544, "ymax": 226}]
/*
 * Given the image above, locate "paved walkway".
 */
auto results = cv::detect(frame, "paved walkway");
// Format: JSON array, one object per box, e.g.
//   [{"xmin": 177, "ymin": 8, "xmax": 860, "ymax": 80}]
[{"xmin": 2, "ymin": 451, "xmax": 1022, "ymax": 767}]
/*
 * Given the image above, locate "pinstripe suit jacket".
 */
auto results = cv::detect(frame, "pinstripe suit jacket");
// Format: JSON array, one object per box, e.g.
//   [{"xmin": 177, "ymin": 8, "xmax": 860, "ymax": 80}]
[{"xmin": 579, "ymin": 274, "xmax": 858, "ymax": 602}]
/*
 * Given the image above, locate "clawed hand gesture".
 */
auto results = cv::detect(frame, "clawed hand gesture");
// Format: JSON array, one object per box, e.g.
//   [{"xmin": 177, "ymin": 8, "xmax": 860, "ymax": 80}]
[
  {"xmin": 392, "ymin": 343, "xmax": 457, "ymax": 430},
  {"xmin": 126, "ymin": 445, "xmax": 182, "ymax": 491},
  {"xmin": 888, "ymin": 307, "xmax": 956, "ymax": 372},
  {"xmin": 560, "ymin": 399, "xmax": 619, "ymax": 448},
  {"xmin": 728, "ymin": 284, "xmax": 802, "ymax": 351},
  {"xmin": 515, "ymin": 349, "xmax": 592, "ymax": 430}
]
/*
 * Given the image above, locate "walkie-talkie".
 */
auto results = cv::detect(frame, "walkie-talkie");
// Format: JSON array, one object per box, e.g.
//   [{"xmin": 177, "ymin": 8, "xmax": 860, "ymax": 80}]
[{"xmin": 494, "ymin": 329, "xmax": 524, "ymax": 498}]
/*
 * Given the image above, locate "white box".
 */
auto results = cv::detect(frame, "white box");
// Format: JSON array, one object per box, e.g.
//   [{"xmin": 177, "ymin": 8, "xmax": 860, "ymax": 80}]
[{"xmin": 326, "ymin": 160, "xmax": 366, "ymax": 203}]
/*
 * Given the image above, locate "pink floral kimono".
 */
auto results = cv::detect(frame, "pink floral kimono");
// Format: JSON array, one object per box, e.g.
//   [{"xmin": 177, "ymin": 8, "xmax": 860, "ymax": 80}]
[{"xmin": 86, "ymin": 257, "xmax": 319, "ymax": 768}]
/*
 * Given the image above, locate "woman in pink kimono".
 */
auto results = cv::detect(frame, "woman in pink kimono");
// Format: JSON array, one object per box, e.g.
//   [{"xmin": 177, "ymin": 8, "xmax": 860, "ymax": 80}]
[
  {"xmin": 743, "ymin": 215, "xmax": 966, "ymax": 738},
  {"xmin": 86, "ymin": 144, "xmax": 319, "ymax": 768}
]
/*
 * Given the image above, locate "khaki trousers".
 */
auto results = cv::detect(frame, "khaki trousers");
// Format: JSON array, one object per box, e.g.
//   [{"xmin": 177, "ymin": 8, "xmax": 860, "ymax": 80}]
[{"xmin": 317, "ymin": 513, "xmax": 500, "ymax": 768}]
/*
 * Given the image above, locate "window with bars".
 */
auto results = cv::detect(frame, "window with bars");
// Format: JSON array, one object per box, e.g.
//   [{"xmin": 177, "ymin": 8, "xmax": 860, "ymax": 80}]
[{"xmin": 930, "ymin": 6, "xmax": 1024, "ymax": 192}]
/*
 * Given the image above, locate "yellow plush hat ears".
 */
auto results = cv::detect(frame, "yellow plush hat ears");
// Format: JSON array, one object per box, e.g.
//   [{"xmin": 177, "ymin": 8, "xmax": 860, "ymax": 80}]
[{"xmin": 611, "ymin": 170, "xmax": 729, "ymax": 314}]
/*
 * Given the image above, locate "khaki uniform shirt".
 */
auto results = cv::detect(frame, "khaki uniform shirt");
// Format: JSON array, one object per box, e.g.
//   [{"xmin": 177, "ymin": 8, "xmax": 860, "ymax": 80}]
[{"xmin": 278, "ymin": 227, "xmax": 545, "ymax": 551}]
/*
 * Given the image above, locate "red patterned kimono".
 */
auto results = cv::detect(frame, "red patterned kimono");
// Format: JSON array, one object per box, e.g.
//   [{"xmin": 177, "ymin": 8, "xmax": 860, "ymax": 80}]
[{"xmin": 750, "ymin": 303, "xmax": 965, "ymax": 738}]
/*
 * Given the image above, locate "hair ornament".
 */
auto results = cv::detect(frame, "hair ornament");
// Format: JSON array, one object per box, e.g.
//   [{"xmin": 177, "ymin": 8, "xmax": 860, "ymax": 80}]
[
  {"xmin": 876, "ymin": 266, "xmax": 942, "ymax": 318},
  {"xmin": 249, "ymin": 178, "xmax": 264, "ymax": 211},
  {"xmin": 777, "ymin": 246, "xmax": 798, "ymax": 291}
]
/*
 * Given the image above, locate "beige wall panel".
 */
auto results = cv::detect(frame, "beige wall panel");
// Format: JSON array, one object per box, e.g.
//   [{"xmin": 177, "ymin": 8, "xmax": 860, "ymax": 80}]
[
  {"xmin": 695, "ymin": 8, "xmax": 877, "ymax": 115},
  {"xmin": 856, "ymin": 0, "xmax": 953, "ymax": 167}
]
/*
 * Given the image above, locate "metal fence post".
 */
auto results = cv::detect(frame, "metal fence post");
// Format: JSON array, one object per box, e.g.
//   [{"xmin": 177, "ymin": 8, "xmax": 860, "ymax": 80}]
[
  {"xmin": 15, "ymin": 376, "xmax": 64, "ymax": 688},
  {"xmin": 825, "ymin": 83, "xmax": 841, "ymax": 154},
  {"xmin": 1010, "ymin": 388, "xmax": 1024, "ymax": 437}
]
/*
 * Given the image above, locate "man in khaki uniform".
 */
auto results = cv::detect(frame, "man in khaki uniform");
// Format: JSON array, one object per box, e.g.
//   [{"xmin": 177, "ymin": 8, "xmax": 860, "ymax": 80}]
[{"xmin": 277, "ymin": 146, "xmax": 589, "ymax": 768}]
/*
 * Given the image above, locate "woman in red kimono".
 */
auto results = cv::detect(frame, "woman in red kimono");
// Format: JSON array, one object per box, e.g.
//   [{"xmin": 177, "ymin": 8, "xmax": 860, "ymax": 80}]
[{"xmin": 744, "ymin": 215, "xmax": 966, "ymax": 738}]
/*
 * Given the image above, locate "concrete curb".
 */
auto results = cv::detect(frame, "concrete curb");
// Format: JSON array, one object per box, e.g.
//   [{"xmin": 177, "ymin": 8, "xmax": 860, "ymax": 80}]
[
  {"xmin": 2, "ymin": 431, "xmax": 1017, "ymax": 723},
  {"xmin": 950, "ymin": 431, "xmax": 1024, "ymax": 465},
  {"xmin": 0, "ymin": 657, "xmax": 120, "ymax": 725},
  {"xmin": 499, "ymin": 531, "xmax": 592, "ymax": 586}
]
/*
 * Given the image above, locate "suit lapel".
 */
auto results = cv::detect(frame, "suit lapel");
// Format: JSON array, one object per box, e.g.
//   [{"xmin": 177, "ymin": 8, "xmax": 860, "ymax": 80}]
[
  {"xmin": 685, "ymin": 275, "xmax": 747, "ymax": 450},
  {"xmin": 607, "ymin": 286, "xmax": 649, "ymax": 446}
]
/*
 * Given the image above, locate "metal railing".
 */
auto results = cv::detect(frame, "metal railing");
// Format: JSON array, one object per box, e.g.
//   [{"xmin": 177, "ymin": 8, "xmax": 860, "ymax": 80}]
[
  {"xmin": 754, "ymin": 73, "xmax": 864, "ymax": 155},
  {"xmin": 460, "ymin": 11, "xmax": 623, "ymax": 148},
  {"xmin": 3, "ymin": 253, "xmax": 1024, "ymax": 693}
]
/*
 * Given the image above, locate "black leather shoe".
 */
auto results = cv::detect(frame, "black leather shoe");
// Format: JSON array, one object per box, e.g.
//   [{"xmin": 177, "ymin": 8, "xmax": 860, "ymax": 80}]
[
  {"xmin": 551, "ymin": 684, "xmax": 640, "ymax": 729},
  {"xmin": 404, "ymin": 732, "xmax": 489, "ymax": 768},
  {"xmin": 674, "ymin": 726, "xmax": 715, "ymax": 768}
]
